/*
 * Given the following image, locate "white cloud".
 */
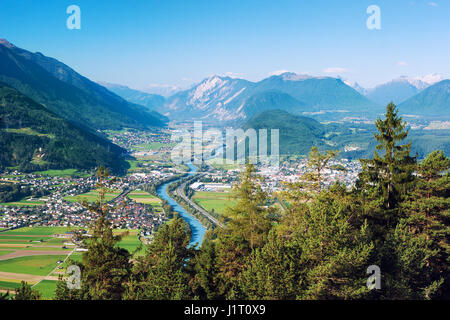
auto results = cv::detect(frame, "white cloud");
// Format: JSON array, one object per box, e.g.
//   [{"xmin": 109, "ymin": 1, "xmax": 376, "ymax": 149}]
[
  {"xmin": 419, "ymin": 73, "xmax": 442, "ymax": 84},
  {"xmin": 223, "ymin": 72, "xmax": 244, "ymax": 78},
  {"xmin": 268, "ymin": 70, "xmax": 290, "ymax": 76},
  {"xmin": 397, "ymin": 61, "xmax": 408, "ymax": 66},
  {"xmin": 323, "ymin": 67, "xmax": 348, "ymax": 74},
  {"xmin": 428, "ymin": 2, "xmax": 438, "ymax": 7}
]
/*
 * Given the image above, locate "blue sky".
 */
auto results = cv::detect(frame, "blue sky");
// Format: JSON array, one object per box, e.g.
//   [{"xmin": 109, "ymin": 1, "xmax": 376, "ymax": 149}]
[{"xmin": 1, "ymin": 0, "xmax": 449, "ymax": 90}]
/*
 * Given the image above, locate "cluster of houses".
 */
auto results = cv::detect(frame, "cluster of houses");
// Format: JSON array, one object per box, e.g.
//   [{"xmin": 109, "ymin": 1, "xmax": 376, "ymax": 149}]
[{"xmin": 0, "ymin": 168, "xmax": 178, "ymax": 237}]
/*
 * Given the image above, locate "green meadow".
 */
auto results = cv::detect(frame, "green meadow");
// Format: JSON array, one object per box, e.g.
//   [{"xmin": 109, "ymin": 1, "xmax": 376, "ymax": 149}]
[
  {"xmin": 0, "ymin": 226, "xmax": 144, "ymax": 298},
  {"xmin": 64, "ymin": 189, "xmax": 121, "ymax": 203},
  {"xmin": 114, "ymin": 229, "xmax": 143, "ymax": 256},
  {"xmin": 0, "ymin": 199, "xmax": 45, "ymax": 206},
  {"xmin": 0, "ymin": 255, "xmax": 67, "ymax": 276},
  {"xmin": 4, "ymin": 127, "xmax": 55, "ymax": 139},
  {"xmin": 33, "ymin": 169, "xmax": 90, "ymax": 177},
  {"xmin": 0, "ymin": 280, "xmax": 22, "ymax": 290},
  {"xmin": 34, "ymin": 280, "xmax": 58, "ymax": 299},
  {"xmin": 192, "ymin": 191, "xmax": 236, "ymax": 215},
  {"xmin": 128, "ymin": 190, "xmax": 161, "ymax": 205},
  {"xmin": 1, "ymin": 227, "xmax": 71, "ymax": 236}
]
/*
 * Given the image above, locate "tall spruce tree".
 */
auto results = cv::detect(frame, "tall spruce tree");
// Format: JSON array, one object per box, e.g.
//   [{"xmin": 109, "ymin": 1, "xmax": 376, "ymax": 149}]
[
  {"xmin": 224, "ymin": 163, "xmax": 275, "ymax": 250},
  {"xmin": 278, "ymin": 182, "xmax": 373, "ymax": 299},
  {"xmin": 13, "ymin": 281, "xmax": 40, "ymax": 300},
  {"xmin": 212, "ymin": 163, "xmax": 276, "ymax": 299},
  {"xmin": 192, "ymin": 230, "xmax": 221, "ymax": 300},
  {"xmin": 358, "ymin": 102, "xmax": 416, "ymax": 231},
  {"xmin": 53, "ymin": 167, "xmax": 132, "ymax": 300},
  {"xmin": 127, "ymin": 216, "xmax": 193, "ymax": 300},
  {"xmin": 400, "ymin": 150, "xmax": 450, "ymax": 298}
]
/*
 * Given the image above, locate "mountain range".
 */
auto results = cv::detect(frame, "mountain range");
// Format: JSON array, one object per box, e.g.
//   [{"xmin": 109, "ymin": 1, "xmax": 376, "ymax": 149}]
[
  {"xmin": 399, "ymin": 80, "xmax": 450, "ymax": 116},
  {"xmin": 364, "ymin": 75, "xmax": 442, "ymax": 106},
  {"xmin": 0, "ymin": 39, "xmax": 167, "ymax": 131},
  {"xmin": 99, "ymin": 82, "xmax": 166, "ymax": 111},
  {"xmin": 108, "ymin": 73, "xmax": 449, "ymax": 123},
  {"xmin": 151, "ymin": 73, "xmax": 380, "ymax": 122}
]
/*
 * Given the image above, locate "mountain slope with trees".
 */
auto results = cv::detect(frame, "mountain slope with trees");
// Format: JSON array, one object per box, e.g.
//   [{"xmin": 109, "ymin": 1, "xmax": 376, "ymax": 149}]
[
  {"xmin": 0, "ymin": 39, "xmax": 167, "ymax": 130},
  {"xmin": 398, "ymin": 80, "xmax": 450, "ymax": 117},
  {"xmin": 242, "ymin": 109, "xmax": 327, "ymax": 155},
  {"xmin": 0, "ymin": 83, "xmax": 128, "ymax": 174}
]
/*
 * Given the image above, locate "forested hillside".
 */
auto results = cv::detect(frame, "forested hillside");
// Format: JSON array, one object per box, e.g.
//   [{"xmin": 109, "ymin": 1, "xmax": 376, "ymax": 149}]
[
  {"xmin": 0, "ymin": 41, "xmax": 167, "ymax": 130},
  {"xmin": 0, "ymin": 83, "xmax": 128, "ymax": 174}
]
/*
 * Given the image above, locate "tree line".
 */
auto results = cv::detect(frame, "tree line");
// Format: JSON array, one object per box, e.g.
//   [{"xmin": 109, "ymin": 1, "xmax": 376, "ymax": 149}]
[{"xmin": 4, "ymin": 103, "xmax": 448, "ymax": 300}]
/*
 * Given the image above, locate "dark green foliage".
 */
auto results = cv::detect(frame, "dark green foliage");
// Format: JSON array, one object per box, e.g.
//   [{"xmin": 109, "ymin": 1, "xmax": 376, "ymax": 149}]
[
  {"xmin": 0, "ymin": 182, "xmax": 45, "ymax": 203},
  {"xmin": 0, "ymin": 84, "xmax": 128, "ymax": 174},
  {"xmin": 358, "ymin": 103, "xmax": 416, "ymax": 225},
  {"xmin": 243, "ymin": 109, "xmax": 326, "ymax": 155},
  {"xmin": 192, "ymin": 231, "xmax": 220, "ymax": 300},
  {"xmin": 13, "ymin": 281, "xmax": 41, "ymax": 300},
  {"xmin": 400, "ymin": 150, "xmax": 450, "ymax": 298},
  {"xmin": 128, "ymin": 216, "xmax": 193, "ymax": 300}
]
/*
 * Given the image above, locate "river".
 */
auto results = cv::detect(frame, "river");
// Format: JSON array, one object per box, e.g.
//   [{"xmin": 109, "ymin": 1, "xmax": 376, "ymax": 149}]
[{"xmin": 156, "ymin": 163, "xmax": 206, "ymax": 248}]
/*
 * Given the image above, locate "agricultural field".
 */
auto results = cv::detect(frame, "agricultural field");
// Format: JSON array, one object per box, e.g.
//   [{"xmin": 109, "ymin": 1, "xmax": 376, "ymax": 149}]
[
  {"xmin": 114, "ymin": 229, "xmax": 144, "ymax": 255},
  {"xmin": 32, "ymin": 169, "xmax": 90, "ymax": 177},
  {"xmin": 192, "ymin": 191, "xmax": 236, "ymax": 215},
  {"xmin": 128, "ymin": 190, "xmax": 160, "ymax": 206},
  {"xmin": 0, "ymin": 255, "xmax": 67, "ymax": 275},
  {"xmin": 64, "ymin": 188, "xmax": 121, "ymax": 203},
  {"xmin": 133, "ymin": 141, "xmax": 176, "ymax": 151},
  {"xmin": 0, "ymin": 198, "xmax": 45, "ymax": 207},
  {"xmin": 127, "ymin": 189, "xmax": 163, "ymax": 214},
  {"xmin": 0, "ymin": 226, "xmax": 143, "ymax": 299},
  {"xmin": 1, "ymin": 227, "xmax": 72, "ymax": 235}
]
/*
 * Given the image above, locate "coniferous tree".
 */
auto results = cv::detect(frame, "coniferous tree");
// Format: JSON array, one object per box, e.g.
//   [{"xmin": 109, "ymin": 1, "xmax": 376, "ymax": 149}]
[
  {"xmin": 400, "ymin": 150, "xmax": 450, "ymax": 298},
  {"xmin": 192, "ymin": 231, "xmax": 221, "ymax": 300},
  {"xmin": 127, "ymin": 215, "xmax": 193, "ymax": 300},
  {"xmin": 54, "ymin": 167, "xmax": 132, "ymax": 300},
  {"xmin": 357, "ymin": 103, "xmax": 416, "ymax": 242},
  {"xmin": 13, "ymin": 281, "xmax": 41, "ymax": 300},
  {"xmin": 212, "ymin": 163, "xmax": 276, "ymax": 299},
  {"xmin": 240, "ymin": 229, "xmax": 303, "ymax": 299},
  {"xmin": 224, "ymin": 163, "xmax": 275, "ymax": 251},
  {"xmin": 279, "ymin": 183, "xmax": 373, "ymax": 299},
  {"xmin": 355, "ymin": 103, "xmax": 437, "ymax": 300},
  {"xmin": 303, "ymin": 147, "xmax": 338, "ymax": 193},
  {"xmin": 0, "ymin": 291, "xmax": 9, "ymax": 300}
]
